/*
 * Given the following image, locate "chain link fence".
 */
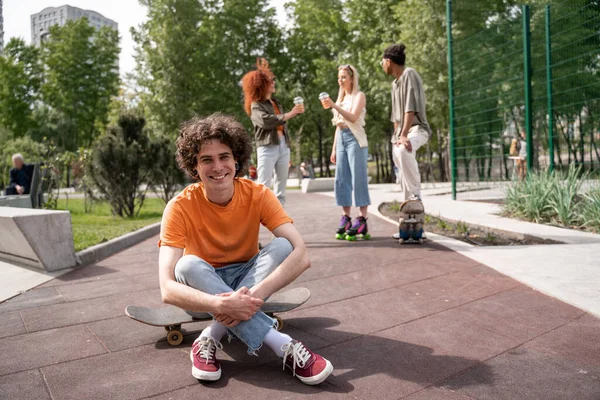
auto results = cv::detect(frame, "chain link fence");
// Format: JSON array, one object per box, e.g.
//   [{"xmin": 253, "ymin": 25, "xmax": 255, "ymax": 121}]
[{"xmin": 447, "ymin": 0, "xmax": 600, "ymax": 198}]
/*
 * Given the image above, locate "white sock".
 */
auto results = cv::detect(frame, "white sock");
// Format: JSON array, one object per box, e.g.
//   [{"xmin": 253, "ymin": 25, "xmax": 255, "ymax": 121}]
[
  {"xmin": 199, "ymin": 321, "xmax": 228, "ymax": 342},
  {"xmin": 263, "ymin": 328, "xmax": 293, "ymax": 358}
]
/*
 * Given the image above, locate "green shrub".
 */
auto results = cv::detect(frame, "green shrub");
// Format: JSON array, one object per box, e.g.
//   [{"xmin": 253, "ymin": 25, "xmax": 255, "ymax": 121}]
[
  {"xmin": 580, "ymin": 188, "xmax": 600, "ymax": 232},
  {"xmin": 389, "ymin": 200, "xmax": 401, "ymax": 212},
  {"xmin": 456, "ymin": 221, "xmax": 469, "ymax": 235},
  {"xmin": 87, "ymin": 114, "xmax": 154, "ymax": 218},
  {"xmin": 503, "ymin": 165, "xmax": 595, "ymax": 230},
  {"xmin": 437, "ymin": 217, "xmax": 450, "ymax": 231},
  {"xmin": 548, "ymin": 166, "xmax": 587, "ymax": 226}
]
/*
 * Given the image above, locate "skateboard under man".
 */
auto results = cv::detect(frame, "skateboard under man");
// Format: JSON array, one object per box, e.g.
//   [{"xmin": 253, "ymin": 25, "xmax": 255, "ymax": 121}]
[
  {"xmin": 125, "ymin": 287, "xmax": 310, "ymax": 346},
  {"xmin": 398, "ymin": 198, "xmax": 426, "ymax": 244}
]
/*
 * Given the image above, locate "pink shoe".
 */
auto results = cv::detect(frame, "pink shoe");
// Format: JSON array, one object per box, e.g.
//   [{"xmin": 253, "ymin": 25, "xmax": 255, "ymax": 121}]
[
  {"xmin": 282, "ymin": 340, "xmax": 334, "ymax": 385},
  {"xmin": 190, "ymin": 336, "xmax": 223, "ymax": 381}
]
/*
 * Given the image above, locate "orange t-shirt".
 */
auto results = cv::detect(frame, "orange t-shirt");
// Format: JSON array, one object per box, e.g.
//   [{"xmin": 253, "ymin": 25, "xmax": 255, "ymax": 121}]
[
  {"xmin": 158, "ymin": 178, "xmax": 292, "ymax": 267},
  {"xmin": 270, "ymin": 100, "xmax": 285, "ymax": 137}
]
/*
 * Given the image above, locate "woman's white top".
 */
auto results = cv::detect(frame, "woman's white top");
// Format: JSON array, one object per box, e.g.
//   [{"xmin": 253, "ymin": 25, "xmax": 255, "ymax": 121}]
[{"xmin": 332, "ymin": 92, "xmax": 368, "ymax": 148}]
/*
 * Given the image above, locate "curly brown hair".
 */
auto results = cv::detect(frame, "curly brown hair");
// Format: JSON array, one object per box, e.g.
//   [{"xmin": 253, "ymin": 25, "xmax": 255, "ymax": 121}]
[
  {"xmin": 241, "ymin": 58, "xmax": 274, "ymax": 116},
  {"xmin": 176, "ymin": 113, "xmax": 253, "ymax": 181}
]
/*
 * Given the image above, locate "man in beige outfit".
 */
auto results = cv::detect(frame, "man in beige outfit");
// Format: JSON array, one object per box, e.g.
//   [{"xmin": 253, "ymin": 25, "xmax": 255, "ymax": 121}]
[{"xmin": 381, "ymin": 43, "xmax": 431, "ymax": 239}]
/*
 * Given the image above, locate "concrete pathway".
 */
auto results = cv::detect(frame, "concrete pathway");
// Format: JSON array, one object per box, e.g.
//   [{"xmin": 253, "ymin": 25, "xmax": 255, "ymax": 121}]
[
  {"xmin": 1, "ymin": 191, "xmax": 599, "ymax": 399},
  {"xmin": 0, "ymin": 261, "xmax": 69, "ymax": 302},
  {"xmin": 351, "ymin": 184, "xmax": 600, "ymax": 318}
]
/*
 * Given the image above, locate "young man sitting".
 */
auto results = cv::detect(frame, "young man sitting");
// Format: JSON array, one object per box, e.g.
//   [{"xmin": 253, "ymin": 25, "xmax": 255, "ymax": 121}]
[{"xmin": 158, "ymin": 113, "xmax": 333, "ymax": 385}]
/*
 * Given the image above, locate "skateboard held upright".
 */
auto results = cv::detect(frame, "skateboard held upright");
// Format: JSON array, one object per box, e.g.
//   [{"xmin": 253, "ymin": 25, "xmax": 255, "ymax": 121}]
[{"xmin": 398, "ymin": 198, "xmax": 425, "ymax": 244}]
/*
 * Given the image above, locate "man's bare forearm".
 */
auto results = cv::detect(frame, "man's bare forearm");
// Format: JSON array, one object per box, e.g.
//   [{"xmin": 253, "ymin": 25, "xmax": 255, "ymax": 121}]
[
  {"xmin": 400, "ymin": 112, "xmax": 415, "ymax": 137},
  {"xmin": 161, "ymin": 279, "xmax": 224, "ymax": 313}
]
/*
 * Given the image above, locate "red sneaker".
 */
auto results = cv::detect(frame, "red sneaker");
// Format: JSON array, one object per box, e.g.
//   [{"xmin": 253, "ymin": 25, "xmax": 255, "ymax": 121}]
[
  {"xmin": 282, "ymin": 340, "xmax": 334, "ymax": 385},
  {"xmin": 190, "ymin": 336, "xmax": 223, "ymax": 381}
]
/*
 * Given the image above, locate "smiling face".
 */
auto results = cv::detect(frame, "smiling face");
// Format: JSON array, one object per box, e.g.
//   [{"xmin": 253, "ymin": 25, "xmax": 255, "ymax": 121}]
[
  {"xmin": 195, "ymin": 140, "xmax": 237, "ymax": 202},
  {"xmin": 338, "ymin": 68, "xmax": 353, "ymax": 93}
]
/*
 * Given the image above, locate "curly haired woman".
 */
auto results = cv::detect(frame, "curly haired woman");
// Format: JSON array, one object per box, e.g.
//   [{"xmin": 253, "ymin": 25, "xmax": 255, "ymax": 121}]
[{"xmin": 241, "ymin": 59, "xmax": 304, "ymax": 206}]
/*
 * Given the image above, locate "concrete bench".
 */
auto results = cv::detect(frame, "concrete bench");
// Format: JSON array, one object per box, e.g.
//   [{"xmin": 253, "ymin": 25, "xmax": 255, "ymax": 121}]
[
  {"xmin": 0, "ymin": 207, "xmax": 76, "ymax": 271},
  {"xmin": 301, "ymin": 176, "xmax": 372, "ymax": 193}
]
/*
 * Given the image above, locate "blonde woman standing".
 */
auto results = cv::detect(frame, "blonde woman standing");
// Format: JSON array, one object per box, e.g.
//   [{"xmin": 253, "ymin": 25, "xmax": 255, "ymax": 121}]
[{"xmin": 322, "ymin": 64, "xmax": 371, "ymax": 240}]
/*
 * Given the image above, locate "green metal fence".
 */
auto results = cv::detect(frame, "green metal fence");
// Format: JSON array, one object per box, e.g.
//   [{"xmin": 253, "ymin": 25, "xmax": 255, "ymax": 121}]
[{"xmin": 447, "ymin": 0, "xmax": 600, "ymax": 199}]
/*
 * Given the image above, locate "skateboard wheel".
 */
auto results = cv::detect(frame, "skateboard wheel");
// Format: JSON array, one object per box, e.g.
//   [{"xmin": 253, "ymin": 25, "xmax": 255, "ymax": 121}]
[
  {"xmin": 364, "ymin": 233, "xmax": 371, "ymax": 240},
  {"xmin": 346, "ymin": 235, "xmax": 355, "ymax": 241},
  {"xmin": 167, "ymin": 329, "xmax": 184, "ymax": 346},
  {"xmin": 418, "ymin": 238, "xmax": 424, "ymax": 244},
  {"xmin": 399, "ymin": 238, "xmax": 404, "ymax": 245},
  {"xmin": 335, "ymin": 233, "xmax": 344, "ymax": 240},
  {"xmin": 274, "ymin": 316, "xmax": 284, "ymax": 331}
]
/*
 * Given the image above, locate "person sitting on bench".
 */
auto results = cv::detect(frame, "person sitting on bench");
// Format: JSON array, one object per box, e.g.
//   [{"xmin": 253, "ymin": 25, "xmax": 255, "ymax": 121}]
[
  {"xmin": 5, "ymin": 154, "xmax": 31, "ymax": 195},
  {"xmin": 157, "ymin": 113, "xmax": 333, "ymax": 384}
]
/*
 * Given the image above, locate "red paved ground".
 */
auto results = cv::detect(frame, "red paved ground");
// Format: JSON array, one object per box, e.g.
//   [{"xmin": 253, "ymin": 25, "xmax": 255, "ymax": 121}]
[{"xmin": 1, "ymin": 192, "xmax": 599, "ymax": 399}]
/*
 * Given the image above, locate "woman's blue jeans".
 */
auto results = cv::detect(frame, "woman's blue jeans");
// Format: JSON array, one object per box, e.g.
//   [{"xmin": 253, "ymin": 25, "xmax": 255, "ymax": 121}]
[{"xmin": 335, "ymin": 128, "xmax": 371, "ymax": 207}]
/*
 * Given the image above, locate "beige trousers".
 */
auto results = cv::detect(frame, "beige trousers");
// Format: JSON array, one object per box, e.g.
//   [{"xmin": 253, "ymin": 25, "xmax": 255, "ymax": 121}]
[{"xmin": 392, "ymin": 126, "xmax": 429, "ymax": 201}]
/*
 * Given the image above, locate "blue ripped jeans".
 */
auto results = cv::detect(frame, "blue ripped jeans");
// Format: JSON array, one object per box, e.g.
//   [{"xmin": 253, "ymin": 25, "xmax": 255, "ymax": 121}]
[{"xmin": 174, "ymin": 238, "xmax": 293, "ymax": 354}]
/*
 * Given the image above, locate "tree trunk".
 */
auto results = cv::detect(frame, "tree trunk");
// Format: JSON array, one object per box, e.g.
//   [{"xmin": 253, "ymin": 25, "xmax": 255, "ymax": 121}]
[
  {"xmin": 579, "ymin": 111, "xmax": 585, "ymax": 168},
  {"xmin": 588, "ymin": 109, "xmax": 600, "ymax": 168},
  {"xmin": 317, "ymin": 123, "xmax": 324, "ymax": 178},
  {"xmin": 502, "ymin": 140, "xmax": 509, "ymax": 180},
  {"xmin": 425, "ymin": 142, "xmax": 432, "ymax": 182},
  {"xmin": 375, "ymin": 150, "xmax": 381, "ymax": 183},
  {"xmin": 437, "ymin": 129, "xmax": 446, "ymax": 182},
  {"xmin": 295, "ymin": 125, "xmax": 304, "ymax": 168},
  {"xmin": 387, "ymin": 134, "xmax": 395, "ymax": 184}
]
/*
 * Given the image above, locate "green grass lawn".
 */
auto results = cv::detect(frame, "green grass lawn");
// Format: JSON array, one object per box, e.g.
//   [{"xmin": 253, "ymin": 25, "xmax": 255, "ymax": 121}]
[{"xmin": 57, "ymin": 197, "xmax": 165, "ymax": 252}]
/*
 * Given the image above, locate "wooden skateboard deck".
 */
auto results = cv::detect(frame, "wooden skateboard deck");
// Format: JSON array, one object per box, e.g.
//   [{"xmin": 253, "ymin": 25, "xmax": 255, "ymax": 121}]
[{"xmin": 125, "ymin": 287, "xmax": 310, "ymax": 345}]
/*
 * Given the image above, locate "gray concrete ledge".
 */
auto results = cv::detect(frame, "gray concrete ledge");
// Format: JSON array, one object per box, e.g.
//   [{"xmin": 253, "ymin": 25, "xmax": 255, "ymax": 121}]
[
  {"xmin": 0, "ymin": 207, "xmax": 76, "ymax": 271},
  {"xmin": 76, "ymin": 222, "xmax": 161, "ymax": 267},
  {"xmin": 302, "ymin": 176, "xmax": 372, "ymax": 193}
]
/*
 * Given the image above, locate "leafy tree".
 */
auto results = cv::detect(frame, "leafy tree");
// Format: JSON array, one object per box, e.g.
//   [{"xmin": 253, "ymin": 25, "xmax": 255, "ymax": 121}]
[
  {"xmin": 345, "ymin": 0, "xmax": 401, "ymax": 182},
  {"xmin": 393, "ymin": 0, "xmax": 451, "ymax": 182},
  {"xmin": 284, "ymin": 0, "xmax": 349, "ymax": 177},
  {"xmin": 28, "ymin": 105, "xmax": 76, "ymax": 147},
  {"xmin": 87, "ymin": 114, "xmax": 154, "ymax": 218},
  {"xmin": 132, "ymin": 0, "xmax": 285, "ymax": 136},
  {"xmin": 41, "ymin": 18, "xmax": 120, "ymax": 151},
  {"xmin": 0, "ymin": 38, "xmax": 42, "ymax": 137}
]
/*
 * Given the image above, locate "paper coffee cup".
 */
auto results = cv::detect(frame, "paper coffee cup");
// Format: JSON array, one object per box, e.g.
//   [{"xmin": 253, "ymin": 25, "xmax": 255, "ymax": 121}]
[
  {"xmin": 319, "ymin": 92, "xmax": 330, "ymax": 109},
  {"xmin": 293, "ymin": 97, "xmax": 304, "ymax": 105}
]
